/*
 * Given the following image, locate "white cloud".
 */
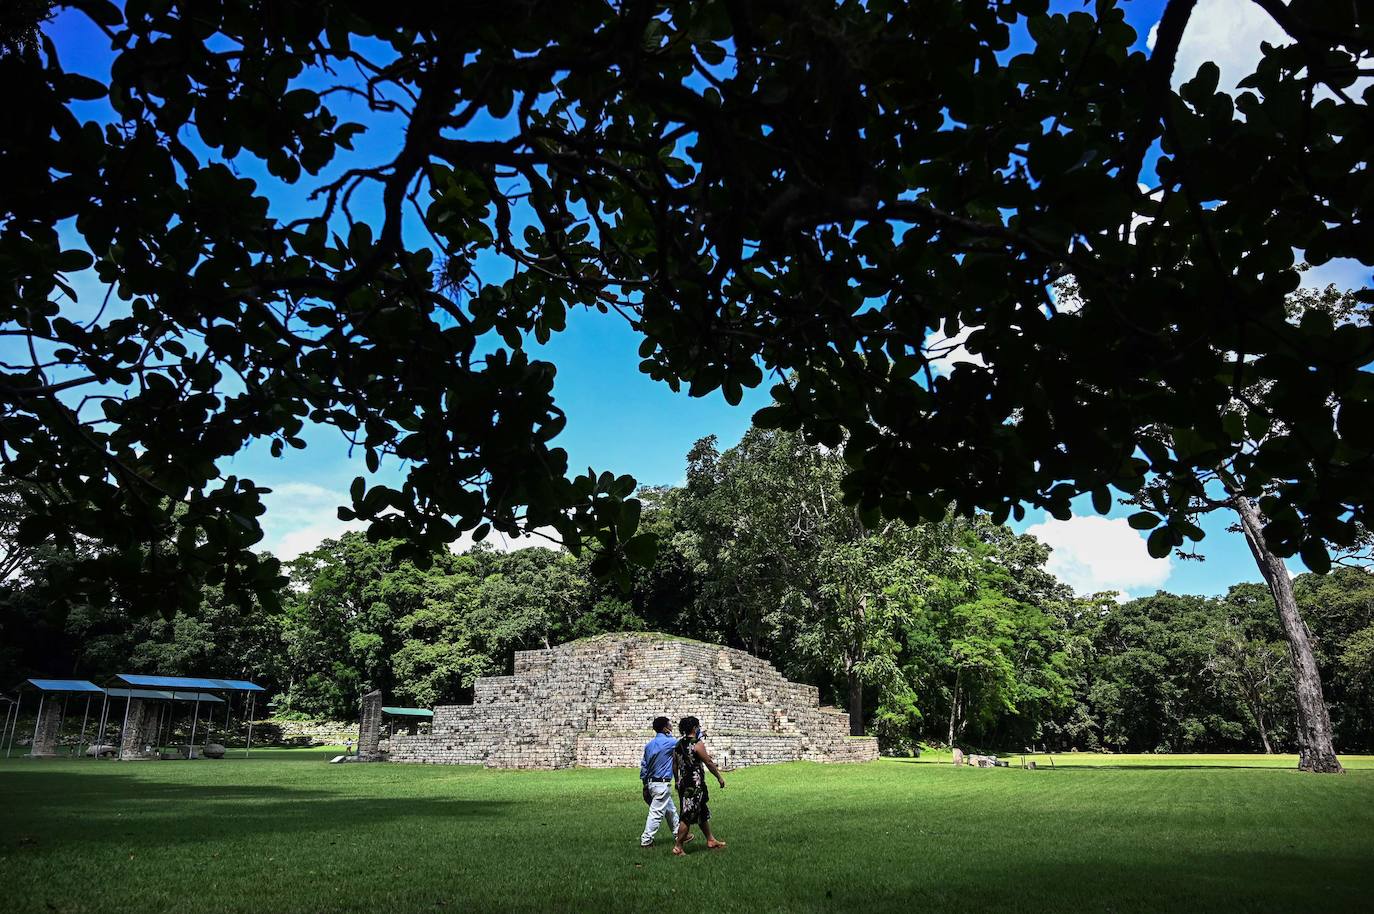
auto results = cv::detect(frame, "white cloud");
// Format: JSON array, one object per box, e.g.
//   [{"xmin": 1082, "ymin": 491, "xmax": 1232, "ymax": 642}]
[
  {"xmin": 449, "ymin": 525, "xmax": 562, "ymax": 555},
  {"xmin": 1147, "ymin": 0, "xmax": 1288, "ymax": 93},
  {"xmin": 1025, "ymin": 514, "xmax": 1173, "ymax": 598},
  {"xmin": 256, "ymin": 480, "xmax": 561, "ymax": 560},
  {"xmin": 258, "ymin": 482, "xmax": 367, "ymax": 560},
  {"xmin": 1126, "ymin": 182, "xmax": 1167, "ymax": 243},
  {"xmin": 926, "ymin": 323, "xmax": 986, "ymax": 376}
]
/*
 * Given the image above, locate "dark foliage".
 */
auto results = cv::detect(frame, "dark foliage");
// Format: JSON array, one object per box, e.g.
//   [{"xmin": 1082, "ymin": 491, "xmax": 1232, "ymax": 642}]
[{"xmin": 2, "ymin": 1, "xmax": 1370, "ymax": 614}]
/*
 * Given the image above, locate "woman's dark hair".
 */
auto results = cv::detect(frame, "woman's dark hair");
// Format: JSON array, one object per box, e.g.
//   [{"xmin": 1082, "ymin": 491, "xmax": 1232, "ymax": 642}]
[
  {"xmin": 652, "ymin": 716, "xmax": 671, "ymax": 733},
  {"xmin": 679, "ymin": 715, "xmax": 700, "ymax": 737}
]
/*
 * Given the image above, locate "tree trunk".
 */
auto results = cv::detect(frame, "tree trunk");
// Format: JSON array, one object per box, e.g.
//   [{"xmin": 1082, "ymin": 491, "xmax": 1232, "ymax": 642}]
[
  {"xmin": 1256, "ymin": 708, "xmax": 1273, "ymax": 755},
  {"xmin": 948, "ymin": 669, "xmax": 961, "ymax": 747},
  {"xmin": 1243, "ymin": 686, "xmax": 1274, "ymax": 754},
  {"xmin": 848, "ymin": 596, "xmax": 868, "ymax": 737},
  {"xmin": 847, "ymin": 667, "xmax": 864, "ymax": 737},
  {"xmin": 1230, "ymin": 492, "xmax": 1343, "ymax": 773}
]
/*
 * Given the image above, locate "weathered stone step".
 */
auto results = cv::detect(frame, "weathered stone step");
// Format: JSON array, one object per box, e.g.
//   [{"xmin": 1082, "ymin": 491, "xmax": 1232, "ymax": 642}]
[{"xmin": 395, "ymin": 633, "xmax": 879, "ymax": 768}]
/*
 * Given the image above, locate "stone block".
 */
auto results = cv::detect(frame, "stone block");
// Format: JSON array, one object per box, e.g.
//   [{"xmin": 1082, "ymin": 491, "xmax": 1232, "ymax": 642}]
[
  {"xmin": 393, "ymin": 633, "xmax": 879, "ymax": 769},
  {"xmin": 357, "ymin": 690, "xmax": 384, "ymax": 761}
]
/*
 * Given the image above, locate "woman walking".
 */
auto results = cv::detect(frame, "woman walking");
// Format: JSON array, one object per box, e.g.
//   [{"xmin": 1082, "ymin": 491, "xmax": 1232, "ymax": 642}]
[{"xmin": 672, "ymin": 715, "xmax": 727, "ymax": 856}]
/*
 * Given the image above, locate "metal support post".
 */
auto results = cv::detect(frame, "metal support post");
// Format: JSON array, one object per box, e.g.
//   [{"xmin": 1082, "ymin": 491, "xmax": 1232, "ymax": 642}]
[
  {"xmin": 77, "ymin": 695, "xmax": 91, "ymax": 759},
  {"xmin": 188, "ymin": 698, "xmax": 200, "ymax": 759},
  {"xmin": 3, "ymin": 693, "xmax": 19, "ymax": 758},
  {"xmin": 205, "ymin": 697, "xmax": 215, "ymax": 752},
  {"xmin": 95, "ymin": 692, "xmax": 110, "ymax": 760},
  {"xmin": 117, "ymin": 696, "xmax": 132, "ymax": 760},
  {"xmin": 245, "ymin": 693, "xmax": 256, "ymax": 757},
  {"xmin": 30, "ymin": 693, "xmax": 45, "ymax": 758}
]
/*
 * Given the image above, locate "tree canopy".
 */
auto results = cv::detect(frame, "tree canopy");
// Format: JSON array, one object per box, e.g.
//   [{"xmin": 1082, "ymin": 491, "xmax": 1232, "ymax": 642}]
[
  {"xmin": 2, "ymin": 1, "xmax": 1371, "ymax": 610},
  {"xmin": 7, "ymin": 431, "xmax": 1374, "ymax": 755}
]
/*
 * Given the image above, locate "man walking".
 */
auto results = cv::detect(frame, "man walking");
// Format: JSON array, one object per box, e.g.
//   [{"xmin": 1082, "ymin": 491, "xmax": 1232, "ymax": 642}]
[{"xmin": 639, "ymin": 716, "xmax": 680, "ymax": 847}]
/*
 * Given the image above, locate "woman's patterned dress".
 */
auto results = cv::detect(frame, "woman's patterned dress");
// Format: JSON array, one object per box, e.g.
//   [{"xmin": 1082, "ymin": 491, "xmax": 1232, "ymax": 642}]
[{"xmin": 674, "ymin": 736, "xmax": 711, "ymax": 824}]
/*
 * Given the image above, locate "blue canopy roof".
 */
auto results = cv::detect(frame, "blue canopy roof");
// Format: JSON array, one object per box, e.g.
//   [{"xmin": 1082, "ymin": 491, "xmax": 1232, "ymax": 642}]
[
  {"xmin": 114, "ymin": 674, "xmax": 265, "ymax": 692},
  {"xmin": 382, "ymin": 707, "xmax": 433, "ymax": 717},
  {"xmin": 24, "ymin": 679, "xmax": 103, "ymax": 693},
  {"xmin": 105, "ymin": 688, "xmax": 224, "ymax": 703}
]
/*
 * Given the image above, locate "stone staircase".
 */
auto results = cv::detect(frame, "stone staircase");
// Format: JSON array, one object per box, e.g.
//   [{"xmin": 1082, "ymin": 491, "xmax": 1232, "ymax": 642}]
[{"xmin": 391, "ymin": 633, "xmax": 879, "ymax": 768}]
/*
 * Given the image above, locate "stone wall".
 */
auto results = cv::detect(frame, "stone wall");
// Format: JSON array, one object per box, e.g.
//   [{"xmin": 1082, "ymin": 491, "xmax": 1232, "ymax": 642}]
[
  {"xmin": 251, "ymin": 718, "xmax": 359, "ymax": 746},
  {"xmin": 393, "ymin": 633, "xmax": 879, "ymax": 769}
]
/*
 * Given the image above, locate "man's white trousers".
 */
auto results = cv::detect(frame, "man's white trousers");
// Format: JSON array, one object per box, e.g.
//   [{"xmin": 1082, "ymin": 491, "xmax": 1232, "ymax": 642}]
[{"xmin": 641, "ymin": 781, "xmax": 680, "ymax": 845}]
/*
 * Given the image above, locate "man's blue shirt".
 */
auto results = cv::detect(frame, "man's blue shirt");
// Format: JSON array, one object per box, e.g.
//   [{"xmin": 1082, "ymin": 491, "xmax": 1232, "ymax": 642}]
[{"xmin": 640, "ymin": 732, "xmax": 676, "ymax": 782}]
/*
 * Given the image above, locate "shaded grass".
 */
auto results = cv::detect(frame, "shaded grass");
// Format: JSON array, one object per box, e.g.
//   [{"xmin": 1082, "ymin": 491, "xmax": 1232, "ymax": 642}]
[{"xmin": 1, "ymin": 753, "xmax": 1372, "ymax": 913}]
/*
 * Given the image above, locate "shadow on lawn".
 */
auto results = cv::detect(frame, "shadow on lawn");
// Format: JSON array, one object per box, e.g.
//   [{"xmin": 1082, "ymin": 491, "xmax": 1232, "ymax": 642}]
[
  {"xmin": 0, "ymin": 768, "xmax": 512, "ymax": 851},
  {"xmin": 803, "ymin": 851, "xmax": 1374, "ymax": 913}
]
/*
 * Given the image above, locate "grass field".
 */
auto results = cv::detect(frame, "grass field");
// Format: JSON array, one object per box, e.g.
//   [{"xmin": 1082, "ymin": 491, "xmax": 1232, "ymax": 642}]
[{"xmin": 2, "ymin": 750, "xmax": 1372, "ymax": 913}]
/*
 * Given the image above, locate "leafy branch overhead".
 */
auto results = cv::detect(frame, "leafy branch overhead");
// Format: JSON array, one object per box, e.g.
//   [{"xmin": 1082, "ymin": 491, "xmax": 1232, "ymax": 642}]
[{"xmin": 1, "ymin": 0, "xmax": 1371, "ymax": 609}]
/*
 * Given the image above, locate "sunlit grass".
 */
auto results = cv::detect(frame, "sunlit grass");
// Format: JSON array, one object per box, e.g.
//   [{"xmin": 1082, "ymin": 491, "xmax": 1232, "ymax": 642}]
[{"xmin": 907, "ymin": 748, "xmax": 1374, "ymax": 769}]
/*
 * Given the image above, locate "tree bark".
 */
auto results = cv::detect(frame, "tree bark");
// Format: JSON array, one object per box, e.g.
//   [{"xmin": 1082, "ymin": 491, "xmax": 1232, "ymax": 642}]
[
  {"xmin": 845, "ymin": 594, "xmax": 868, "ymax": 737},
  {"xmin": 847, "ymin": 667, "xmax": 864, "ymax": 736},
  {"xmin": 1230, "ymin": 492, "xmax": 1343, "ymax": 773},
  {"xmin": 948, "ymin": 669, "xmax": 961, "ymax": 747},
  {"xmin": 1239, "ymin": 681, "xmax": 1274, "ymax": 754},
  {"xmin": 1256, "ymin": 707, "xmax": 1273, "ymax": 755}
]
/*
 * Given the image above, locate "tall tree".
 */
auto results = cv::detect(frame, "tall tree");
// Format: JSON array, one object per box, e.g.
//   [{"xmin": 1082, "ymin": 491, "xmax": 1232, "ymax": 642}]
[
  {"xmin": 671, "ymin": 428, "xmax": 1077, "ymax": 740},
  {"xmin": 281, "ymin": 533, "xmax": 416, "ymax": 717},
  {"xmin": 1227, "ymin": 491, "xmax": 1341, "ymax": 769},
  {"xmin": 1291, "ymin": 568, "xmax": 1374, "ymax": 749},
  {"xmin": 898, "ymin": 517, "xmax": 1076, "ymax": 751},
  {"xmin": 1205, "ymin": 592, "xmax": 1292, "ymax": 754},
  {"xmin": 0, "ymin": 478, "xmax": 40, "ymax": 583},
  {"xmin": 675, "ymin": 428, "xmax": 927, "ymax": 732},
  {"xmin": 1113, "ymin": 285, "xmax": 1368, "ymax": 772}
]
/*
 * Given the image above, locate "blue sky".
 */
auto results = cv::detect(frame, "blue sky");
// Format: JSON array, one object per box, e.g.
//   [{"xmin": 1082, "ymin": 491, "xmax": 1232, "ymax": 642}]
[{"xmin": 30, "ymin": 2, "xmax": 1373, "ymax": 597}]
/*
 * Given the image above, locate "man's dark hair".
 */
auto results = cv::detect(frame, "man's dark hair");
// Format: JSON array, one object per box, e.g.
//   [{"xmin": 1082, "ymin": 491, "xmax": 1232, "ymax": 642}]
[
  {"xmin": 652, "ymin": 716, "xmax": 670, "ymax": 734},
  {"xmin": 679, "ymin": 715, "xmax": 700, "ymax": 737}
]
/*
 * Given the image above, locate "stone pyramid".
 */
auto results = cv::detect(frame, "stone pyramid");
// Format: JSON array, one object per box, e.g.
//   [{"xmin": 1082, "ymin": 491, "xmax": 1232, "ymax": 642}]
[{"xmin": 391, "ymin": 632, "xmax": 879, "ymax": 768}]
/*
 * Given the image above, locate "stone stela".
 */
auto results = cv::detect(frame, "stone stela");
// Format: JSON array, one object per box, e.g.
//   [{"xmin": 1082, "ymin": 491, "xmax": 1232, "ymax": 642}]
[
  {"xmin": 391, "ymin": 633, "xmax": 879, "ymax": 769},
  {"xmin": 356, "ymin": 690, "xmax": 385, "ymax": 761},
  {"xmin": 29, "ymin": 699, "xmax": 64, "ymax": 758},
  {"xmin": 116, "ymin": 699, "xmax": 162, "ymax": 760}
]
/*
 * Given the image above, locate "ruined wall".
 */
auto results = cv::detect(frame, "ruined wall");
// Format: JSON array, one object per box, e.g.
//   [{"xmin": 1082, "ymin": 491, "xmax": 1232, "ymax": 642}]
[{"xmin": 392, "ymin": 633, "xmax": 879, "ymax": 769}]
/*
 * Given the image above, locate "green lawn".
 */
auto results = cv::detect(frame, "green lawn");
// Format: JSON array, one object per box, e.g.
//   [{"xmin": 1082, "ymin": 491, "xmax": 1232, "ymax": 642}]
[{"xmin": 2, "ymin": 751, "xmax": 1372, "ymax": 913}]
